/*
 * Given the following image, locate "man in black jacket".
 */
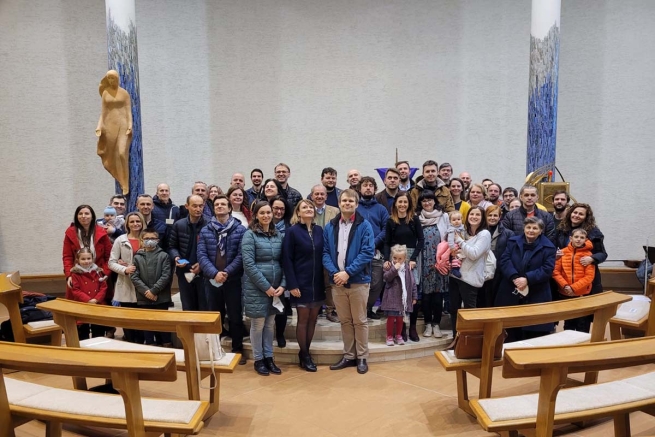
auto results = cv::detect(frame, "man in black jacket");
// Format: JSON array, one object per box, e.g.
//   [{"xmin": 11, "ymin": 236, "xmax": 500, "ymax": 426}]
[
  {"xmin": 168, "ymin": 195, "xmax": 207, "ymax": 311},
  {"xmin": 501, "ymin": 185, "xmax": 555, "ymax": 243}
]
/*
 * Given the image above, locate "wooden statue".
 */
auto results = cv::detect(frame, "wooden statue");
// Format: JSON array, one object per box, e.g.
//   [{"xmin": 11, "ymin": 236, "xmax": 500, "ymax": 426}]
[{"xmin": 96, "ymin": 70, "xmax": 132, "ymax": 195}]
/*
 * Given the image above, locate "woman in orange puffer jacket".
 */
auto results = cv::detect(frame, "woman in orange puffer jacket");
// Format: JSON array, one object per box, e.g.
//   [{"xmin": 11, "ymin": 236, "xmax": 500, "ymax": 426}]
[{"xmin": 553, "ymin": 229, "xmax": 596, "ymax": 297}]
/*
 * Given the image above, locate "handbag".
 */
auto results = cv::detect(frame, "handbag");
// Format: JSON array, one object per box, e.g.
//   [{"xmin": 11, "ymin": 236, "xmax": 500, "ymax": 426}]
[
  {"xmin": 453, "ymin": 330, "xmax": 507, "ymax": 360},
  {"xmin": 483, "ymin": 250, "xmax": 496, "ymax": 281},
  {"xmin": 194, "ymin": 333, "xmax": 225, "ymax": 389}
]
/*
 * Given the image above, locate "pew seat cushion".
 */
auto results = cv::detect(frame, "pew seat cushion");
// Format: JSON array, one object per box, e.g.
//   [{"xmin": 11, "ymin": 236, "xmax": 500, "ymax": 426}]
[
  {"xmin": 612, "ymin": 296, "xmax": 651, "ymax": 323},
  {"xmin": 6, "ymin": 377, "xmax": 203, "ymax": 424},
  {"xmin": 439, "ymin": 330, "xmax": 591, "ymax": 365},
  {"xmin": 476, "ymin": 371, "xmax": 655, "ymax": 422},
  {"xmin": 80, "ymin": 337, "xmax": 236, "ymax": 367}
]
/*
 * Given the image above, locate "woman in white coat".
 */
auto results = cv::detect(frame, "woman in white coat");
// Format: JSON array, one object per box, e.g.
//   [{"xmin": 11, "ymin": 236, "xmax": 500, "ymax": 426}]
[{"xmin": 108, "ymin": 211, "xmax": 145, "ymax": 343}]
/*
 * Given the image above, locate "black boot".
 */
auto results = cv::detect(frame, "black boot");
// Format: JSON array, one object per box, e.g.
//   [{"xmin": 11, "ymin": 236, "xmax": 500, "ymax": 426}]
[
  {"xmin": 254, "ymin": 360, "xmax": 269, "ymax": 376},
  {"xmin": 275, "ymin": 314, "xmax": 287, "ymax": 348},
  {"xmin": 303, "ymin": 353, "xmax": 317, "ymax": 372},
  {"xmin": 298, "ymin": 351, "xmax": 306, "ymax": 369},
  {"xmin": 409, "ymin": 325, "xmax": 420, "ymax": 342},
  {"xmin": 401, "ymin": 323, "xmax": 408, "ymax": 343},
  {"xmin": 264, "ymin": 357, "xmax": 282, "ymax": 374}
]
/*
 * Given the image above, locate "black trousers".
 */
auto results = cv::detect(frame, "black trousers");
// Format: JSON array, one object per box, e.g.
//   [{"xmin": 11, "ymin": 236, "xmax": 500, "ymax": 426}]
[
  {"xmin": 177, "ymin": 272, "xmax": 207, "ymax": 311},
  {"xmin": 118, "ymin": 302, "xmax": 143, "ymax": 344},
  {"xmin": 449, "ymin": 278, "xmax": 479, "ymax": 335},
  {"xmin": 422, "ymin": 293, "xmax": 443, "ymax": 325},
  {"xmin": 77, "ymin": 323, "xmax": 106, "ymax": 341},
  {"xmin": 205, "ymin": 279, "xmax": 244, "ymax": 352},
  {"xmin": 140, "ymin": 302, "xmax": 173, "ymax": 345}
]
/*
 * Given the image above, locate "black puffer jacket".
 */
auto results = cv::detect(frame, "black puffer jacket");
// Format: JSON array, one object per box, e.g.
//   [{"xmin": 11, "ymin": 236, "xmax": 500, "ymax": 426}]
[
  {"xmin": 168, "ymin": 216, "xmax": 207, "ymax": 263},
  {"xmin": 501, "ymin": 206, "xmax": 555, "ymax": 244}
]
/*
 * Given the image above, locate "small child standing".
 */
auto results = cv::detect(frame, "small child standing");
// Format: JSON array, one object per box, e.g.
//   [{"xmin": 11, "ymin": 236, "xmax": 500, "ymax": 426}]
[
  {"xmin": 130, "ymin": 228, "xmax": 173, "ymax": 346},
  {"xmin": 443, "ymin": 211, "xmax": 467, "ymax": 278},
  {"xmin": 69, "ymin": 248, "xmax": 107, "ymax": 340},
  {"xmin": 552, "ymin": 228, "xmax": 596, "ymax": 331},
  {"xmin": 381, "ymin": 245, "xmax": 417, "ymax": 346}
]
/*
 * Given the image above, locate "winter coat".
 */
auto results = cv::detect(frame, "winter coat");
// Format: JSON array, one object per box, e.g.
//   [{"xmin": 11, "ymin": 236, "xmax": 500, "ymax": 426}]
[
  {"xmin": 496, "ymin": 234, "xmax": 556, "ymax": 331},
  {"xmin": 168, "ymin": 216, "xmax": 207, "ymax": 268},
  {"xmin": 62, "ymin": 224, "xmax": 112, "ymax": 300},
  {"xmin": 323, "ymin": 212, "xmax": 375, "ymax": 284},
  {"xmin": 108, "ymin": 234, "xmax": 139, "ymax": 303},
  {"xmin": 409, "ymin": 179, "xmax": 455, "ymax": 213},
  {"xmin": 282, "ymin": 223, "xmax": 326, "ymax": 304},
  {"xmin": 145, "ymin": 217, "xmax": 169, "ymax": 251},
  {"xmin": 374, "ymin": 190, "xmax": 396, "ymax": 213},
  {"xmin": 152, "ymin": 195, "xmax": 180, "ymax": 225},
  {"xmin": 381, "ymin": 263, "xmax": 418, "ymax": 313},
  {"xmin": 241, "ymin": 227, "xmax": 286, "ymax": 318},
  {"xmin": 69, "ymin": 264, "xmax": 107, "ymax": 304},
  {"xmin": 456, "ymin": 230, "xmax": 492, "ymax": 288},
  {"xmin": 501, "ymin": 206, "xmax": 556, "ymax": 244},
  {"xmin": 197, "ymin": 217, "xmax": 246, "ymax": 282},
  {"xmin": 490, "ymin": 224, "xmax": 515, "ymax": 262},
  {"xmin": 555, "ymin": 226, "xmax": 606, "ymax": 294},
  {"xmin": 131, "ymin": 247, "xmax": 173, "ymax": 305},
  {"xmin": 357, "ymin": 197, "xmax": 389, "ymax": 250},
  {"xmin": 553, "ymin": 239, "xmax": 596, "ymax": 296}
]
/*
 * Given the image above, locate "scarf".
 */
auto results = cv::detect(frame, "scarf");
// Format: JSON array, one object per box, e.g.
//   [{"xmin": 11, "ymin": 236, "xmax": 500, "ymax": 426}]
[
  {"xmin": 419, "ymin": 209, "xmax": 443, "ymax": 226},
  {"xmin": 211, "ymin": 216, "xmax": 237, "ymax": 268},
  {"xmin": 398, "ymin": 263, "xmax": 408, "ymax": 316}
]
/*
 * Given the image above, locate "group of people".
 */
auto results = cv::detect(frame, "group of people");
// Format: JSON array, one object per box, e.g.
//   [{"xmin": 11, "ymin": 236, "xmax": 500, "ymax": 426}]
[{"xmin": 62, "ymin": 160, "xmax": 606, "ymax": 375}]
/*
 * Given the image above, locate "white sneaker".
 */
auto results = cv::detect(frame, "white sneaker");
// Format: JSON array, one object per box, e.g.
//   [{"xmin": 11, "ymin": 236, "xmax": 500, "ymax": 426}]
[
  {"xmin": 423, "ymin": 324, "xmax": 433, "ymax": 337},
  {"xmin": 432, "ymin": 324, "xmax": 443, "ymax": 338}
]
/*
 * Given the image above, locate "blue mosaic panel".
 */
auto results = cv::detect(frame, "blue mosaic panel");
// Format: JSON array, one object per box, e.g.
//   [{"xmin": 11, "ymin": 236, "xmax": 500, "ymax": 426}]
[{"xmin": 527, "ymin": 24, "xmax": 560, "ymax": 179}]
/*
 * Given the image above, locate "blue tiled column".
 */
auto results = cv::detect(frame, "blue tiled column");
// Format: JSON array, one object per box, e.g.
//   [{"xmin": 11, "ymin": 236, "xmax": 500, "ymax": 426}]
[
  {"xmin": 105, "ymin": 0, "xmax": 144, "ymax": 212},
  {"xmin": 527, "ymin": 0, "xmax": 561, "ymax": 178}
]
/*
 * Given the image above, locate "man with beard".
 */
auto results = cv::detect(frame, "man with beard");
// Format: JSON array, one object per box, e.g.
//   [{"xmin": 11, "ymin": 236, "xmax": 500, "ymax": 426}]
[
  {"xmin": 551, "ymin": 190, "xmax": 570, "ymax": 228},
  {"xmin": 374, "ymin": 168, "xmax": 400, "ymax": 213},
  {"xmin": 274, "ymin": 163, "xmax": 303, "ymax": 208},
  {"xmin": 411, "ymin": 160, "xmax": 454, "ymax": 212},
  {"xmin": 346, "ymin": 169, "xmax": 361, "ymax": 190},
  {"xmin": 487, "ymin": 183, "xmax": 503, "ymax": 206},
  {"xmin": 246, "ymin": 168, "xmax": 264, "ymax": 206},
  {"xmin": 357, "ymin": 176, "xmax": 389, "ymax": 320},
  {"xmin": 396, "ymin": 161, "xmax": 415, "ymax": 192},
  {"xmin": 459, "ymin": 172, "xmax": 472, "ymax": 200},
  {"xmin": 320, "ymin": 167, "xmax": 342, "ymax": 208}
]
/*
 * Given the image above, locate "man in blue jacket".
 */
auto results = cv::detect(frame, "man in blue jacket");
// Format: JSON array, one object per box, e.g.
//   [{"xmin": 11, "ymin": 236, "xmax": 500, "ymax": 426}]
[
  {"xmin": 356, "ymin": 176, "xmax": 389, "ymax": 320},
  {"xmin": 323, "ymin": 189, "xmax": 375, "ymax": 374}
]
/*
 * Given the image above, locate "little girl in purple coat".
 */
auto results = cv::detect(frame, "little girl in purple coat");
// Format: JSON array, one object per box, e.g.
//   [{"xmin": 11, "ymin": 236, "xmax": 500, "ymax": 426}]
[{"xmin": 381, "ymin": 244, "xmax": 417, "ymax": 346}]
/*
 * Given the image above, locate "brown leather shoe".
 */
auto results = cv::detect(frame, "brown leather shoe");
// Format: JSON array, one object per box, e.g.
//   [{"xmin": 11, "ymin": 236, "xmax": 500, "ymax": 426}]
[{"xmin": 329, "ymin": 356, "xmax": 356, "ymax": 370}]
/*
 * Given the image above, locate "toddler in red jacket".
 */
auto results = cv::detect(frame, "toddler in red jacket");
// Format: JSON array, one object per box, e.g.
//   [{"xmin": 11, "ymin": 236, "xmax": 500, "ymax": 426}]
[{"xmin": 69, "ymin": 248, "xmax": 107, "ymax": 340}]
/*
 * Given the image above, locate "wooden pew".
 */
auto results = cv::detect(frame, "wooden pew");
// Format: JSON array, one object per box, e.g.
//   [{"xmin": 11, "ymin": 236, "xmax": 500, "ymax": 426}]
[
  {"xmin": 610, "ymin": 279, "xmax": 655, "ymax": 339},
  {"xmin": 470, "ymin": 337, "xmax": 655, "ymax": 437},
  {"xmin": 0, "ymin": 272, "xmax": 61, "ymax": 345},
  {"xmin": 0, "ymin": 341, "xmax": 208, "ymax": 437},
  {"xmin": 37, "ymin": 298, "xmax": 240, "ymax": 419},
  {"xmin": 434, "ymin": 291, "xmax": 631, "ymax": 415}
]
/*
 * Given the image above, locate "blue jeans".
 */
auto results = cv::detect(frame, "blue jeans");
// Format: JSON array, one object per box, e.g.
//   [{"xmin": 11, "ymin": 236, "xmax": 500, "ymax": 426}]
[{"xmin": 250, "ymin": 314, "xmax": 275, "ymax": 361}]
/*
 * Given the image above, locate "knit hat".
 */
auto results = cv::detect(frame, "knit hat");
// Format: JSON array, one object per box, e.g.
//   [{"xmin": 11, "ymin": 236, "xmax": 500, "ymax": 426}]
[{"xmin": 104, "ymin": 206, "xmax": 117, "ymax": 215}]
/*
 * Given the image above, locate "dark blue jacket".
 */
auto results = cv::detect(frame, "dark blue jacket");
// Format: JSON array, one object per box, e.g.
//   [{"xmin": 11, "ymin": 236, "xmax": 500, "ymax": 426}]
[
  {"xmin": 168, "ymin": 216, "xmax": 207, "ymax": 266},
  {"xmin": 495, "ymin": 234, "xmax": 556, "ymax": 332},
  {"xmin": 197, "ymin": 217, "xmax": 246, "ymax": 282},
  {"xmin": 357, "ymin": 198, "xmax": 389, "ymax": 251},
  {"xmin": 152, "ymin": 195, "xmax": 180, "ymax": 225},
  {"xmin": 282, "ymin": 223, "xmax": 326, "ymax": 304},
  {"xmin": 501, "ymin": 206, "xmax": 556, "ymax": 244},
  {"xmin": 146, "ymin": 217, "xmax": 169, "ymax": 251},
  {"xmin": 322, "ymin": 211, "xmax": 375, "ymax": 284},
  {"xmin": 555, "ymin": 226, "xmax": 607, "ymax": 293}
]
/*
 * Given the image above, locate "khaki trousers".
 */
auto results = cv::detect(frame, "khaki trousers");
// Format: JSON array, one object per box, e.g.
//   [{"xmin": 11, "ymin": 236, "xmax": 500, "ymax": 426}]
[{"xmin": 332, "ymin": 283, "xmax": 370, "ymax": 359}]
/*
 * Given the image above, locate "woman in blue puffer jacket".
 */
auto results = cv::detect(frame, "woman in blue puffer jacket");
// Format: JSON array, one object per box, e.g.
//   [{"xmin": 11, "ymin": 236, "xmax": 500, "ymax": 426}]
[{"xmin": 242, "ymin": 201, "xmax": 286, "ymax": 376}]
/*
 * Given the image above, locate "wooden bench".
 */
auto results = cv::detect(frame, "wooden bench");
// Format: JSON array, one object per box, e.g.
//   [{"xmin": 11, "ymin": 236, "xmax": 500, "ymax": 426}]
[
  {"xmin": 435, "ymin": 291, "xmax": 631, "ymax": 415},
  {"xmin": 610, "ymin": 279, "xmax": 655, "ymax": 339},
  {"xmin": 0, "ymin": 341, "xmax": 208, "ymax": 437},
  {"xmin": 0, "ymin": 271, "xmax": 62, "ymax": 345},
  {"xmin": 37, "ymin": 298, "xmax": 240, "ymax": 420},
  {"xmin": 470, "ymin": 337, "xmax": 655, "ymax": 437}
]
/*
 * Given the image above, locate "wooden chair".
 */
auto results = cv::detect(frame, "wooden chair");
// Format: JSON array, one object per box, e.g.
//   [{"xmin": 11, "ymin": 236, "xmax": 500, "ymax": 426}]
[
  {"xmin": 470, "ymin": 336, "xmax": 655, "ymax": 437},
  {"xmin": 37, "ymin": 298, "xmax": 240, "ymax": 419},
  {"xmin": 0, "ymin": 341, "xmax": 208, "ymax": 437},
  {"xmin": 434, "ymin": 291, "xmax": 631, "ymax": 415},
  {"xmin": 609, "ymin": 278, "xmax": 655, "ymax": 339},
  {"xmin": 0, "ymin": 271, "xmax": 61, "ymax": 345}
]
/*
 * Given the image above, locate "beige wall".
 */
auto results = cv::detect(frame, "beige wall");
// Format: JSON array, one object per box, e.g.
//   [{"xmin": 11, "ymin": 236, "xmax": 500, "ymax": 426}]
[{"xmin": 1, "ymin": 0, "xmax": 654, "ymax": 274}]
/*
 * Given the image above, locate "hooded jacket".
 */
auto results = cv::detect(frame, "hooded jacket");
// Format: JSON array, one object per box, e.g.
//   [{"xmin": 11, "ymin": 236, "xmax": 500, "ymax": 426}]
[
  {"xmin": 131, "ymin": 246, "xmax": 173, "ymax": 305},
  {"xmin": 357, "ymin": 197, "xmax": 389, "ymax": 250},
  {"xmin": 553, "ymin": 239, "xmax": 596, "ymax": 296},
  {"xmin": 69, "ymin": 264, "xmax": 107, "ymax": 304},
  {"xmin": 63, "ymin": 224, "xmax": 112, "ymax": 300}
]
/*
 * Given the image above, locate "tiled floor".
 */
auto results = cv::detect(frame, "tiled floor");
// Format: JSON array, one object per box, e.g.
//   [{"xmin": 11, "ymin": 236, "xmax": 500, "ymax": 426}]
[{"xmin": 12, "ymin": 355, "xmax": 655, "ymax": 436}]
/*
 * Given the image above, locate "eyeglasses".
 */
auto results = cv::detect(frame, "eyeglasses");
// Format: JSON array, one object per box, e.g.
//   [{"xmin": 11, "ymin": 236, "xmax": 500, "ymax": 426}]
[{"xmin": 272, "ymin": 207, "xmax": 285, "ymax": 211}]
